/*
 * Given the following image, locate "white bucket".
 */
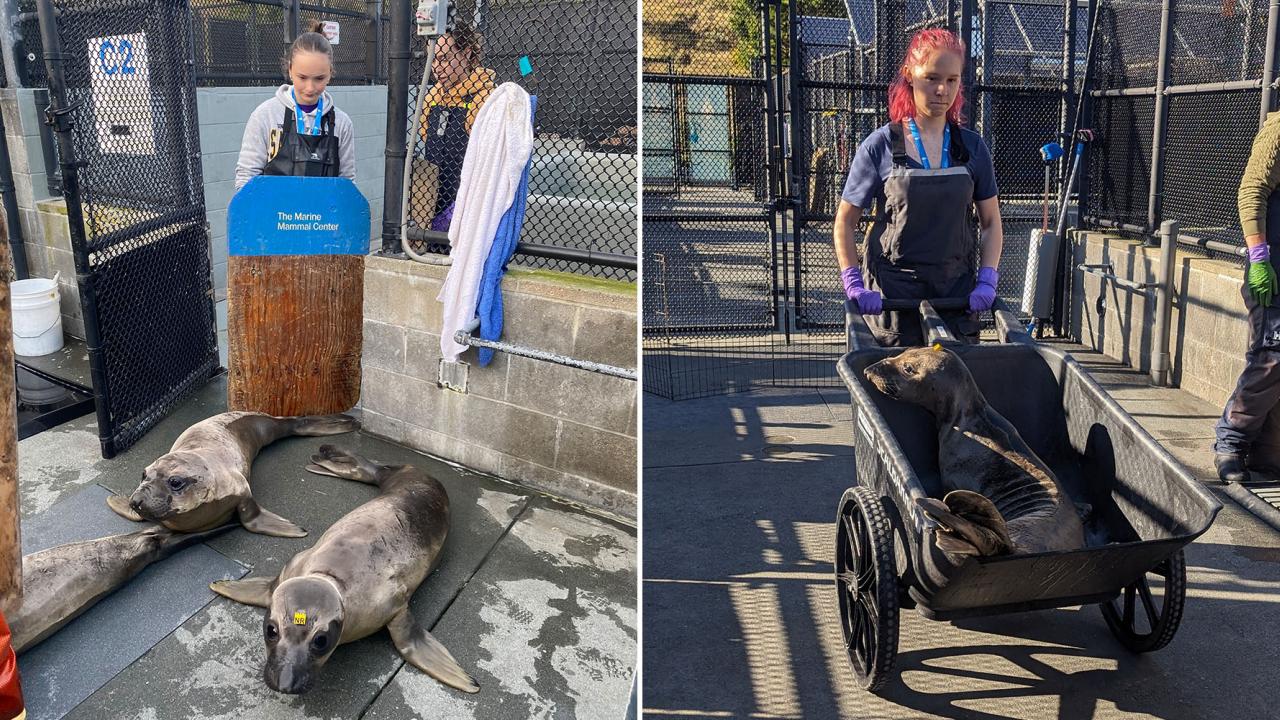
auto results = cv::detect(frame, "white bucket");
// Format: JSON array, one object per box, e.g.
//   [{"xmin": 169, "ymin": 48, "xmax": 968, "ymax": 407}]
[
  {"xmin": 11, "ymin": 271, "xmax": 64, "ymax": 357},
  {"xmin": 16, "ymin": 370, "xmax": 67, "ymax": 406}
]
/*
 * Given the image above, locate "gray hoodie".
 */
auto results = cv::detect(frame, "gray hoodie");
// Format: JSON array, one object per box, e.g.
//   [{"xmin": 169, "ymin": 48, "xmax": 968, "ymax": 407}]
[{"xmin": 234, "ymin": 85, "xmax": 357, "ymax": 189}]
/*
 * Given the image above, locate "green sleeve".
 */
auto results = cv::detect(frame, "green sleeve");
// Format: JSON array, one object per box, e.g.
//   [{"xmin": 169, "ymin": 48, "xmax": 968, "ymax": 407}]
[{"xmin": 1239, "ymin": 111, "xmax": 1280, "ymax": 239}]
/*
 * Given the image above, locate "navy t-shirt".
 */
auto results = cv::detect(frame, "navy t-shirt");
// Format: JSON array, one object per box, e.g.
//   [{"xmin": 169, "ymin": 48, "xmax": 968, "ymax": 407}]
[{"xmin": 841, "ymin": 123, "xmax": 999, "ymax": 210}]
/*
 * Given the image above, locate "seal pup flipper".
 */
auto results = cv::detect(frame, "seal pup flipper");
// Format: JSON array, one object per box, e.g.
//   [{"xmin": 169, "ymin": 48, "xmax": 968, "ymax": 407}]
[
  {"xmin": 237, "ymin": 498, "xmax": 308, "ymax": 538},
  {"xmin": 387, "ymin": 609, "xmax": 479, "ymax": 693},
  {"xmin": 105, "ymin": 494, "xmax": 146, "ymax": 522},
  {"xmin": 210, "ymin": 576, "xmax": 274, "ymax": 607},
  {"xmin": 289, "ymin": 414, "xmax": 361, "ymax": 436},
  {"xmin": 916, "ymin": 493, "xmax": 1013, "ymax": 557},
  {"xmin": 305, "ymin": 445, "xmax": 381, "ymax": 486}
]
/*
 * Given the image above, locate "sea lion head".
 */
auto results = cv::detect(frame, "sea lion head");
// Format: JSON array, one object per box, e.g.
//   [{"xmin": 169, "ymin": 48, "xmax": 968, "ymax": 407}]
[
  {"xmin": 263, "ymin": 576, "xmax": 345, "ymax": 694},
  {"xmin": 128, "ymin": 451, "xmax": 220, "ymax": 522},
  {"xmin": 863, "ymin": 345, "xmax": 977, "ymax": 414}
]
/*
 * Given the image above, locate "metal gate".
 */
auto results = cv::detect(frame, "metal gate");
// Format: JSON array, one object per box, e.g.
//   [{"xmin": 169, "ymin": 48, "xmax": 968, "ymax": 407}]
[
  {"xmin": 641, "ymin": 2, "xmax": 781, "ymax": 400},
  {"xmin": 643, "ymin": 2, "xmax": 1078, "ymax": 399},
  {"xmin": 37, "ymin": 0, "xmax": 218, "ymax": 457}
]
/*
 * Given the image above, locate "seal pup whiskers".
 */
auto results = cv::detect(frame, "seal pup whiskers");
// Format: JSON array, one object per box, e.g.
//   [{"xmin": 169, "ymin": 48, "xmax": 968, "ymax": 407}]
[
  {"xmin": 106, "ymin": 412, "xmax": 358, "ymax": 537},
  {"xmin": 863, "ymin": 345, "xmax": 1085, "ymax": 557},
  {"xmin": 209, "ymin": 446, "xmax": 478, "ymax": 694}
]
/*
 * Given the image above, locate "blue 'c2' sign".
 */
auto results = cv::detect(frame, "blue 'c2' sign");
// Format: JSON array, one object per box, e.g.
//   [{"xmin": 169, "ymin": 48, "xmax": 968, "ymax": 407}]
[{"xmin": 98, "ymin": 39, "xmax": 138, "ymax": 76}]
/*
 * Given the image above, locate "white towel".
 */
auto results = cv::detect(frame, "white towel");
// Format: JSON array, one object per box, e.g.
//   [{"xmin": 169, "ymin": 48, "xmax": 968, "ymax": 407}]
[{"xmin": 437, "ymin": 82, "xmax": 534, "ymax": 362}]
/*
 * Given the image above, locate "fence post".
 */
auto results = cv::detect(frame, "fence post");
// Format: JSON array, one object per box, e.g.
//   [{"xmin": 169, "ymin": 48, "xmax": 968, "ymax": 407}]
[
  {"xmin": 978, "ymin": 0, "xmax": 992, "ymax": 140},
  {"xmin": 1060, "ymin": 0, "xmax": 1079, "ymax": 191},
  {"xmin": 1151, "ymin": 219, "xmax": 1178, "ymax": 386},
  {"xmin": 960, "ymin": 0, "xmax": 976, "ymax": 129},
  {"xmin": 381, "ymin": 0, "xmax": 410, "ymax": 254},
  {"xmin": 35, "ymin": 0, "xmax": 115, "ymax": 456},
  {"xmin": 1146, "ymin": 0, "xmax": 1174, "ymax": 232},
  {"xmin": 1261, "ymin": 0, "xmax": 1280, "ymax": 124},
  {"xmin": 368, "ymin": 0, "xmax": 383, "ymax": 85},
  {"xmin": 285, "ymin": 0, "xmax": 300, "ymax": 41}
]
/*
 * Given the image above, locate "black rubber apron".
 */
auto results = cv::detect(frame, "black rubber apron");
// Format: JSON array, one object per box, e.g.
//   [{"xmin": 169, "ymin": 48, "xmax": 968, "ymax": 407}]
[
  {"xmin": 264, "ymin": 107, "xmax": 339, "ymax": 178},
  {"xmin": 422, "ymin": 95, "xmax": 474, "ymax": 217},
  {"xmin": 864, "ymin": 122, "xmax": 980, "ymax": 347}
]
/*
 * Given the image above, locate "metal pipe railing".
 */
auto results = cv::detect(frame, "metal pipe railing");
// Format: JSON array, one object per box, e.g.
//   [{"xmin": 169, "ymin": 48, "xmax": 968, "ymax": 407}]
[{"xmin": 453, "ymin": 318, "xmax": 636, "ymax": 380}]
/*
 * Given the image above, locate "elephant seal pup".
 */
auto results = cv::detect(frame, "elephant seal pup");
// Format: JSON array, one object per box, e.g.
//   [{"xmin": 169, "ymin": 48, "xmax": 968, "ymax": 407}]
[
  {"xmin": 11, "ymin": 523, "xmax": 237, "ymax": 653},
  {"xmin": 106, "ymin": 412, "xmax": 358, "ymax": 538},
  {"xmin": 863, "ymin": 345, "xmax": 1085, "ymax": 557},
  {"xmin": 209, "ymin": 445, "xmax": 478, "ymax": 695}
]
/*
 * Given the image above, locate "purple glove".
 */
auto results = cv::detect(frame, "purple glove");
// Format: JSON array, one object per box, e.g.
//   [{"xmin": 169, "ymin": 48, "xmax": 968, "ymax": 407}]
[
  {"xmin": 969, "ymin": 266, "xmax": 999, "ymax": 313},
  {"xmin": 430, "ymin": 201, "xmax": 455, "ymax": 232},
  {"xmin": 1249, "ymin": 243, "xmax": 1271, "ymax": 263},
  {"xmin": 841, "ymin": 267, "xmax": 882, "ymax": 315}
]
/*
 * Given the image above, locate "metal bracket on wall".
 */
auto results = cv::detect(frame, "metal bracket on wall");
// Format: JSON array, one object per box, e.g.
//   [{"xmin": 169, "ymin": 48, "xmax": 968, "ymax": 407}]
[{"xmin": 438, "ymin": 358, "xmax": 469, "ymax": 393}]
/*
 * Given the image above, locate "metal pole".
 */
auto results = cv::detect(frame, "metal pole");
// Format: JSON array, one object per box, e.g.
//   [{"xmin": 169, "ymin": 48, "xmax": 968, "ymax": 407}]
[
  {"xmin": 1261, "ymin": 0, "xmax": 1280, "ymax": 124},
  {"xmin": 1061, "ymin": 0, "xmax": 1079, "ymax": 193},
  {"xmin": 37, "ymin": 0, "xmax": 115, "ymax": 456},
  {"xmin": 0, "ymin": 111, "xmax": 27, "ymax": 279},
  {"xmin": 960, "ymin": 0, "xmax": 976, "ymax": 129},
  {"xmin": 380, "ymin": 0, "xmax": 410, "ymax": 254},
  {"xmin": 1151, "ymin": 219, "xmax": 1177, "ymax": 386},
  {"xmin": 286, "ymin": 0, "xmax": 301, "ymax": 40},
  {"xmin": 1145, "ymin": 0, "xmax": 1173, "ymax": 232},
  {"xmin": 761, "ymin": 0, "xmax": 782, "ymax": 329},
  {"xmin": 786, "ymin": 0, "xmax": 801, "ymax": 336},
  {"xmin": 367, "ymin": 0, "xmax": 383, "ymax": 85},
  {"xmin": 979, "ymin": 0, "xmax": 992, "ymax": 140},
  {"xmin": 0, "ymin": 0, "xmax": 23, "ymax": 89}
]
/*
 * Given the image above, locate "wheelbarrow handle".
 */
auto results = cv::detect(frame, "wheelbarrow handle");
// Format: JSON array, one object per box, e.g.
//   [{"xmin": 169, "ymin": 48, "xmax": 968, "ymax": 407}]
[{"xmin": 880, "ymin": 298, "xmax": 972, "ymax": 312}]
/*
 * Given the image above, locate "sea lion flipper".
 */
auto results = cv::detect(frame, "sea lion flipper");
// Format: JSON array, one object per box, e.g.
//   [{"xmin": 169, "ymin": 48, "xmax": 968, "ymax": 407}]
[
  {"xmin": 210, "ymin": 576, "xmax": 274, "ymax": 607},
  {"xmin": 915, "ymin": 494, "xmax": 1013, "ymax": 557},
  {"xmin": 387, "ymin": 609, "xmax": 480, "ymax": 693},
  {"xmin": 307, "ymin": 446, "xmax": 380, "ymax": 485},
  {"xmin": 105, "ymin": 494, "xmax": 145, "ymax": 522},
  {"xmin": 237, "ymin": 499, "xmax": 308, "ymax": 538}
]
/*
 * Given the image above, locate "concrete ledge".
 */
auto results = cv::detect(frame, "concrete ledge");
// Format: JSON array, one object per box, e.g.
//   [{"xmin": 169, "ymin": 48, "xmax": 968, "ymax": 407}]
[{"xmin": 361, "ymin": 256, "xmax": 637, "ymax": 518}]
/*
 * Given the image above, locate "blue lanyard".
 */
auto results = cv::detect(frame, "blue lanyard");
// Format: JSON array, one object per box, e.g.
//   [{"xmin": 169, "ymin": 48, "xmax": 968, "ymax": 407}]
[
  {"xmin": 907, "ymin": 119, "xmax": 949, "ymax": 169},
  {"xmin": 291, "ymin": 89, "xmax": 324, "ymax": 137}
]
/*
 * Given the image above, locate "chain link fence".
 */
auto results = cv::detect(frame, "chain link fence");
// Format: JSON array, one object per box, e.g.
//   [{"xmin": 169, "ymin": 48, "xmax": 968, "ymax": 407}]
[
  {"xmin": 1084, "ymin": 0, "xmax": 1276, "ymax": 261},
  {"xmin": 642, "ymin": 4, "xmax": 779, "ymax": 399},
  {"xmin": 37, "ymin": 0, "xmax": 219, "ymax": 457},
  {"xmin": 400, "ymin": 0, "xmax": 637, "ymax": 280},
  {"xmin": 16, "ymin": 0, "xmax": 389, "ymax": 88}
]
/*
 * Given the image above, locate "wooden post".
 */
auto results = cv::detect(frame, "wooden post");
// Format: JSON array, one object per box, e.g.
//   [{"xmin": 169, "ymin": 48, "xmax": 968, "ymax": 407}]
[
  {"xmin": 225, "ymin": 176, "xmax": 368, "ymax": 417},
  {"xmin": 227, "ymin": 255, "xmax": 364, "ymax": 416},
  {"xmin": 0, "ymin": 223, "xmax": 20, "ymax": 618}
]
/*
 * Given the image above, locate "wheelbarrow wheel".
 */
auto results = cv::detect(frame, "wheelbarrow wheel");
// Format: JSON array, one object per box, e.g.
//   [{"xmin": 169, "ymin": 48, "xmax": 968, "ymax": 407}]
[
  {"xmin": 1100, "ymin": 550, "xmax": 1187, "ymax": 653},
  {"xmin": 834, "ymin": 485, "xmax": 899, "ymax": 692}
]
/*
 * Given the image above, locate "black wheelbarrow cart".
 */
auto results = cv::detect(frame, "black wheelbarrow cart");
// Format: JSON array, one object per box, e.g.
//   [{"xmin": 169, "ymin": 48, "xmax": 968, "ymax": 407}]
[{"xmin": 834, "ymin": 297, "xmax": 1222, "ymax": 692}]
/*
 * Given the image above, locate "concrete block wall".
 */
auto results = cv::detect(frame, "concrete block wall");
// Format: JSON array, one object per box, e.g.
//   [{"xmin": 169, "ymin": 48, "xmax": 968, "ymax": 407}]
[
  {"xmin": 1, "ymin": 86, "xmax": 388, "ymax": 357},
  {"xmin": 361, "ymin": 255, "xmax": 637, "ymax": 518},
  {"xmin": 1071, "ymin": 230, "xmax": 1250, "ymax": 407}
]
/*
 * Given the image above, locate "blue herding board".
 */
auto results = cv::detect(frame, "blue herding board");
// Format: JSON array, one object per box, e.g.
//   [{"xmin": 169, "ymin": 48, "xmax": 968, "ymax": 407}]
[{"xmin": 228, "ymin": 176, "xmax": 371, "ymax": 256}]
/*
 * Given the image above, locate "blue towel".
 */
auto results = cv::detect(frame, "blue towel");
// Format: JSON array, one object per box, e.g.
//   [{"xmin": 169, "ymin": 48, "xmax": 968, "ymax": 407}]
[{"xmin": 476, "ymin": 96, "xmax": 537, "ymax": 366}]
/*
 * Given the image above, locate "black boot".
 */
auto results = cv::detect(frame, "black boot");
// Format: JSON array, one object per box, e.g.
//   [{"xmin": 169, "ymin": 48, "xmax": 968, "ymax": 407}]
[{"xmin": 1215, "ymin": 453, "xmax": 1251, "ymax": 484}]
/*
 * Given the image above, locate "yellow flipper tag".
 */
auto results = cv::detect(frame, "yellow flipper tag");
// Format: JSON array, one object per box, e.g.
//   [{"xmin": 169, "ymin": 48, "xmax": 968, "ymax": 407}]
[
  {"xmin": 293, "ymin": 611, "xmax": 307, "ymax": 626},
  {"xmin": 932, "ymin": 343, "xmax": 944, "ymax": 351}
]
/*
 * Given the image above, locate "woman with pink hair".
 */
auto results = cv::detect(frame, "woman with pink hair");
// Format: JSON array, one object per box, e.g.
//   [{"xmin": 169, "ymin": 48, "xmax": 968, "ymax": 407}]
[{"xmin": 834, "ymin": 28, "xmax": 1005, "ymax": 346}]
